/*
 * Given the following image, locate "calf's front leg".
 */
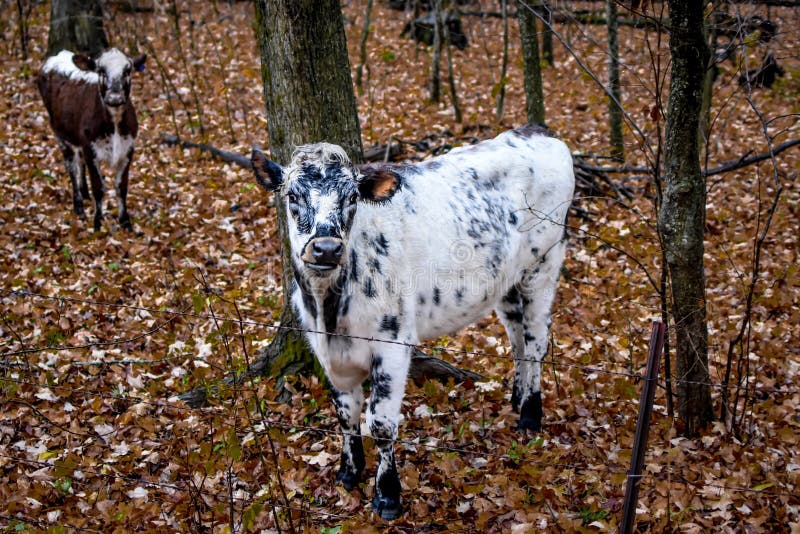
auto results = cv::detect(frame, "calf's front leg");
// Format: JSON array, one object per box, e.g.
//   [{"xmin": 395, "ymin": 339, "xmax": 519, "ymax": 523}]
[
  {"xmin": 331, "ymin": 385, "xmax": 365, "ymax": 490},
  {"xmin": 114, "ymin": 147, "xmax": 134, "ymax": 231},
  {"xmin": 367, "ymin": 347, "xmax": 410, "ymax": 520}
]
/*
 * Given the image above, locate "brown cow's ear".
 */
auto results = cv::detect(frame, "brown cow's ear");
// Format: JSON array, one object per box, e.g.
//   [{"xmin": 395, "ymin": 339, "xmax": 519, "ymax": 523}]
[
  {"xmin": 132, "ymin": 54, "xmax": 147, "ymax": 72},
  {"xmin": 251, "ymin": 147, "xmax": 284, "ymax": 191},
  {"xmin": 358, "ymin": 166, "xmax": 402, "ymax": 203},
  {"xmin": 72, "ymin": 54, "xmax": 96, "ymax": 72}
]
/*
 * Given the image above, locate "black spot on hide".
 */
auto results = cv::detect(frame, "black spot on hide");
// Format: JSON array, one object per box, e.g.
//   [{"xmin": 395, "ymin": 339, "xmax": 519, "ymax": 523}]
[
  {"xmin": 292, "ymin": 260, "xmax": 317, "ymax": 320},
  {"xmin": 379, "ymin": 315, "xmax": 400, "ymax": 338},
  {"xmin": 374, "ymin": 233, "xmax": 390, "ymax": 256},
  {"xmin": 364, "ymin": 277, "xmax": 376, "ymax": 298}
]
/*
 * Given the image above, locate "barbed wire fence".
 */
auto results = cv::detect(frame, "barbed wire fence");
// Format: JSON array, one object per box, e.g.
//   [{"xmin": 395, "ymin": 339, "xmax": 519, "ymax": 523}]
[{"xmin": 2, "ymin": 285, "xmax": 798, "ymax": 531}]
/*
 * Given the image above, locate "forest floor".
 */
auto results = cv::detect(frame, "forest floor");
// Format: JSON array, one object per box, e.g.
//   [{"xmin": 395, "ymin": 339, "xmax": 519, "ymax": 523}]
[{"xmin": 1, "ymin": 1, "xmax": 799, "ymax": 532}]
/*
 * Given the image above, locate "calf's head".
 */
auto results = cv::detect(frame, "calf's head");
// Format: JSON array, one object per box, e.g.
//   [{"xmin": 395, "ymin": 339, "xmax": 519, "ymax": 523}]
[
  {"xmin": 72, "ymin": 48, "xmax": 146, "ymax": 108},
  {"xmin": 252, "ymin": 143, "xmax": 401, "ymax": 277}
]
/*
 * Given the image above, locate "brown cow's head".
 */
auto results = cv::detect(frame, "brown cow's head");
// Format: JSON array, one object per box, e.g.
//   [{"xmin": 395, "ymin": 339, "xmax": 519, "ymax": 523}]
[{"xmin": 72, "ymin": 48, "xmax": 146, "ymax": 108}]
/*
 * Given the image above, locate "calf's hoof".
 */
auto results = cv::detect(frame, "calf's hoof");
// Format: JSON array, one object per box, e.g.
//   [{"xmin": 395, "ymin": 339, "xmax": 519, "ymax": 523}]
[
  {"xmin": 335, "ymin": 469, "xmax": 361, "ymax": 491},
  {"xmin": 120, "ymin": 216, "xmax": 133, "ymax": 231},
  {"xmin": 372, "ymin": 493, "xmax": 402, "ymax": 521},
  {"xmin": 516, "ymin": 417, "xmax": 542, "ymax": 433}
]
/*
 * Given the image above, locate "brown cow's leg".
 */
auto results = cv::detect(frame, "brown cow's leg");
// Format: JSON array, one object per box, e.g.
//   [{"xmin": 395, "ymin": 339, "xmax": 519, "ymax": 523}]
[
  {"xmin": 115, "ymin": 147, "xmax": 133, "ymax": 230},
  {"xmin": 86, "ymin": 151, "xmax": 105, "ymax": 231},
  {"xmin": 59, "ymin": 141, "xmax": 85, "ymax": 217}
]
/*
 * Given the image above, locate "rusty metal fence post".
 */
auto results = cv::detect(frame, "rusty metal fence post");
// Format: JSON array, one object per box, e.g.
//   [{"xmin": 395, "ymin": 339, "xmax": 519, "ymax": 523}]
[{"xmin": 620, "ymin": 320, "xmax": 666, "ymax": 534}]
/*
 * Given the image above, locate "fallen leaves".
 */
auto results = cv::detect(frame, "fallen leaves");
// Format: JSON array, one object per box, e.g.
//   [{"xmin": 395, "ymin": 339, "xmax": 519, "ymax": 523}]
[{"xmin": 0, "ymin": 0, "xmax": 798, "ymax": 532}]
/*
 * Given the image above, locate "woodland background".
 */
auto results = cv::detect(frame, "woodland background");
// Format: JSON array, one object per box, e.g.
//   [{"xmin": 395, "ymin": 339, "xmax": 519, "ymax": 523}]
[{"xmin": 0, "ymin": 0, "xmax": 799, "ymax": 532}]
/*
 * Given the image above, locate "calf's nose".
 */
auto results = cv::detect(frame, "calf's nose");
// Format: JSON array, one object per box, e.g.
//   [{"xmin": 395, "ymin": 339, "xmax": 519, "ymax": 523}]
[
  {"xmin": 309, "ymin": 237, "xmax": 344, "ymax": 265},
  {"xmin": 105, "ymin": 93, "xmax": 126, "ymax": 107}
]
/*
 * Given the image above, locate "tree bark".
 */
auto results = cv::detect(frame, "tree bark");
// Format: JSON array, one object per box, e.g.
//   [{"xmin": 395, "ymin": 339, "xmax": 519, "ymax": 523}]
[
  {"xmin": 658, "ymin": 0, "xmax": 714, "ymax": 437},
  {"xmin": 47, "ymin": 0, "xmax": 108, "ymax": 56},
  {"xmin": 607, "ymin": 0, "xmax": 624, "ymax": 160},
  {"xmin": 252, "ymin": 0, "xmax": 363, "ymax": 392},
  {"xmin": 518, "ymin": 0, "xmax": 545, "ymax": 124}
]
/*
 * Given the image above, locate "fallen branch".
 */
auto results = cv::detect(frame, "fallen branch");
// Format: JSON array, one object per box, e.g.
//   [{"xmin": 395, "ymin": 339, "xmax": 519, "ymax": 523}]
[
  {"xmin": 160, "ymin": 133, "xmax": 252, "ymax": 169},
  {"xmin": 704, "ymin": 137, "xmax": 800, "ymax": 176}
]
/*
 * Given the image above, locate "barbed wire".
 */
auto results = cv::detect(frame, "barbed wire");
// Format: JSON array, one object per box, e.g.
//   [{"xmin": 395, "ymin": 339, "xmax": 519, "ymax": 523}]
[
  {"xmin": 4, "ymin": 369, "xmax": 798, "ymax": 502},
  {"xmin": 3, "ymin": 288, "xmax": 798, "ymax": 398}
]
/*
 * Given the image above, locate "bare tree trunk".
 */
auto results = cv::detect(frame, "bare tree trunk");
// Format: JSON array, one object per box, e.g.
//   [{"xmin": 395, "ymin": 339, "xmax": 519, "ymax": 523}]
[
  {"xmin": 518, "ymin": 0, "xmax": 545, "ymax": 124},
  {"xmin": 495, "ymin": 0, "xmax": 509, "ymax": 120},
  {"xmin": 16, "ymin": 0, "xmax": 34, "ymax": 60},
  {"xmin": 252, "ymin": 0, "xmax": 364, "ymax": 392},
  {"xmin": 429, "ymin": 0, "xmax": 442, "ymax": 102},
  {"xmin": 356, "ymin": 0, "xmax": 374, "ymax": 94},
  {"xmin": 47, "ymin": 0, "xmax": 108, "ymax": 56},
  {"xmin": 607, "ymin": 0, "xmax": 624, "ymax": 160},
  {"xmin": 443, "ymin": 6, "xmax": 462, "ymax": 123},
  {"xmin": 699, "ymin": 8, "xmax": 719, "ymax": 153},
  {"xmin": 658, "ymin": 0, "xmax": 714, "ymax": 437},
  {"xmin": 539, "ymin": 0, "xmax": 554, "ymax": 65}
]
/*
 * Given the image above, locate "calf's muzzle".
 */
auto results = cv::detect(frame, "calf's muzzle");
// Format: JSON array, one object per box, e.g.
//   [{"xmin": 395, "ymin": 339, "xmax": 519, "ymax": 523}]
[{"xmin": 303, "ymin": 237, "xmax": 344, "ymax": 271}]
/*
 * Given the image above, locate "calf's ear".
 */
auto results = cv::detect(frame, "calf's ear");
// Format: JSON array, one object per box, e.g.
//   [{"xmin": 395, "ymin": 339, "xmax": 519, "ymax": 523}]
[
  {"xmin": 72, "ymin": 54, "xmax": 96, "ymax": 72},
  {"xmin": 358, "ymin": 166, "xmax": 402, "ymax": 203},
  {"xmin": 132, "ymin": 54, "xmax": 147, "ymax": 72},
  {"xmin": 251, "ymin": 147, "xmax": 284, "ymax": 191}
]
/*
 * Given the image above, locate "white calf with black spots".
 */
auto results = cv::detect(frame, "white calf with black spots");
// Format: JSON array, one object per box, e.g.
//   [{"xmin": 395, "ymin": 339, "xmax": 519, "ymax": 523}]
[{"xmin": 252, "ymin": 124, "xmax": 574, "ymax": 520}]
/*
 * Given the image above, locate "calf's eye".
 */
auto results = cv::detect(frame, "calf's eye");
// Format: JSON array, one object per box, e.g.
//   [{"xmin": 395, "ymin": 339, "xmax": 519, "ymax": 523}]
[
  {"xmin": 287, "ymin": 192, "xmax": 298, "ymax": 204},
  {"xmin": 348, "ymin": 193, "xmax": 358, "ymax": 205}
]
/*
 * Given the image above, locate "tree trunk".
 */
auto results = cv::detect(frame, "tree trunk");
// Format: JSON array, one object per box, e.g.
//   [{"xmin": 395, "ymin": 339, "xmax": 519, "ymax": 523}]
[
  {"xmin": 355, "ymin": 0, "xmax": 374, "ymax": 94},
  {"xmin": 429, "ymin": 0, "xmax": 442, "ymax": 103},
  {"xmin": 699, "ymin": 9, "xmax": 719, "ymax": 153},
  {"xmin": 443, "ymin": 6, "xmax": 462, "ymax": 123},
  {"xmin": 495, "ymin": 0, "xmax": 509, "ymax": 120},
  {"xmin": 658, "ymin": 0, "xmax": 714, "ymax": 437},
  {"xmin": 47, "ymin": 0, "xmax": 108, "ymax": 56},
  {"xmin": 539, "ymin": 1, "xmax": 554, "ymax": 65},
  {"xmin": 518, "ymin": 0, "xmax": 545, "ymax": 124},
  {"xmin": 252, "ymin": 0, "xmax": 363, "ymax": 391},
  {"xmin": 606, "ymin": 0, "xmax": 624, "ymax": 160}
]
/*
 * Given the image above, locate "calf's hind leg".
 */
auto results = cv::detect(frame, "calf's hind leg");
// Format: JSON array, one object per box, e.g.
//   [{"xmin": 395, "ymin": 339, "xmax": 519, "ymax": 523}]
[
  {"xmin": 502, "ymin": 241, "xmax": 567, "ymax": 432},
  {"xmin": 331, "ymin": 386, "xmax": 365, "ymax": 490},
  {"xmin": 59, "ymin": 142, "xmax": 86, "ymax": 216}
]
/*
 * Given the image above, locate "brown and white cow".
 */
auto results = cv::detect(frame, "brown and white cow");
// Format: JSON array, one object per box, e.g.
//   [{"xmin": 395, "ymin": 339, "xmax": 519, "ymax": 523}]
[{"xmin": 37, "ymin": 49, "xmax": 146, "ymax": 231}]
